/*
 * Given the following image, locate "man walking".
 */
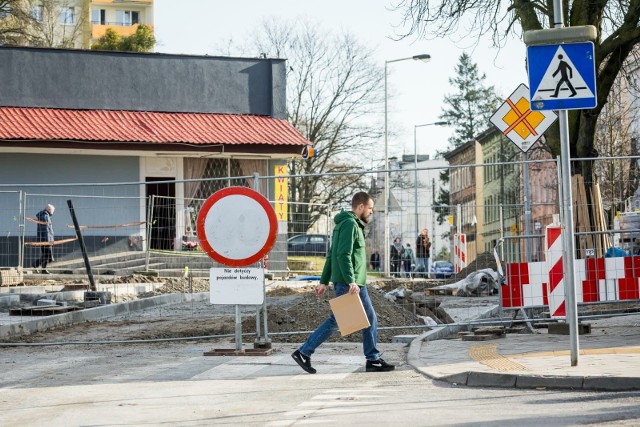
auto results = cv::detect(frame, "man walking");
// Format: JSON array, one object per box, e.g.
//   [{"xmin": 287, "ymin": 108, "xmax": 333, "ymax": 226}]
[
  {"xmin": 32, "ymin": 204, "xmax": 55, "ymax": 274},
  {"xmin": 292, "ymin": 192, "xmax": 395, "ymax": 374}
]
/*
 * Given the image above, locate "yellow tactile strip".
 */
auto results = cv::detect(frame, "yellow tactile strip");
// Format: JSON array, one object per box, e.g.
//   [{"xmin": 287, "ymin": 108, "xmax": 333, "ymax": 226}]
[
  {"xmin": 468, "ymin": 345, "xmax": 640, "ymax": 372},
  {"xmin": 468, "ymin": 344, "xmax": 528, "ymax": 372},
  {"xmin": 510, "ymin": 346, "xmax": 640, "ymax": 358}
]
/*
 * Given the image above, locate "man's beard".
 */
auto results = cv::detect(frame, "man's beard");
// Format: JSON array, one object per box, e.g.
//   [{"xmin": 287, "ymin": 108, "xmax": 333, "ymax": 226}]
[{"xmin": 359, "ymin": 213, "xmax": 371, "ymax": 224}]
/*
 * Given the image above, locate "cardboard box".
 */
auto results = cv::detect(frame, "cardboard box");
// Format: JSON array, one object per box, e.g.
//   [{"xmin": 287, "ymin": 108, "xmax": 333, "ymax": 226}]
[{"xmin": 329, "ymin": 291, "xmax": 370, "ymax": 336}]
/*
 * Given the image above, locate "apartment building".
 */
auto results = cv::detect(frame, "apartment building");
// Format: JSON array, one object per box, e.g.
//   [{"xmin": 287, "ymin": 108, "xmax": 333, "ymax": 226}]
[
  {"xmin": 19, "ymin": 0, "xmax": 153, "ymax": 49},
  {"xmin": 87, "ymin": 0, "xmax": 153, "ymax": 48},
  {"xmin": 443, "ymin": 139, "xmax": 479, "ymax": 264},
  {"xmin": 477, "ymin": 128, "xmax": 519, "ymax": 261}
]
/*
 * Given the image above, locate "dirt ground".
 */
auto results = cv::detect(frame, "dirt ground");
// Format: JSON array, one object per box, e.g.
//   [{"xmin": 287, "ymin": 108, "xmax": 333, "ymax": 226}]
[{"xmin": 3, "ymin": 275, "xmax": 434, "ymax": 344}]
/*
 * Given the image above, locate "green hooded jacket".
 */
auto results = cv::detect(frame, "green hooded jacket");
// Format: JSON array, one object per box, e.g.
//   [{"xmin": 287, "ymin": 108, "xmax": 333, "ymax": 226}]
[{"xmin": 320, "ymin": 210, "xmax": 367, "ymax": 287}]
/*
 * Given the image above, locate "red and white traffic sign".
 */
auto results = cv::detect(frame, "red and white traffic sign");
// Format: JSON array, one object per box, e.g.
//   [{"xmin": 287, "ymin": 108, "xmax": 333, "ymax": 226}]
[{"xmin": 196, "ymin": 187, "xmax": 277, "ymax": 267}]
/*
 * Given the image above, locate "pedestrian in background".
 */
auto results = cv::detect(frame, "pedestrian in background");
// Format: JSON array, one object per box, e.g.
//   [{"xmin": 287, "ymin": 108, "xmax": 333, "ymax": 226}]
[
  {"xmin": 292, "ymin": 192, "xmax": 395, "ymax": 374},
  {"xmin": 32, "ymin": 204, "xmax": 55, "ymax": 274},
  {"xmin": 402, "ymin": 242, "xmax": 416, "ymax": 278},
  {"xmin": 390, "ymin": 236, "xmax": 404, "ymax": 277},
  {"xmin": 370, "ymin": 251, "xmax": 381, "ymax": 271},
  {"xmin": 415, "ymin": 228, "xmax": 431, "ymax": 277}
]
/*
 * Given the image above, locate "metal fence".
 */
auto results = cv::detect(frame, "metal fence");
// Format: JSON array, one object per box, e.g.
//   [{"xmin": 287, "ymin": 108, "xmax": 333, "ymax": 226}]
[{"xmin": 2, "ymin": 155, "xmax": 640, "ymax": 342}]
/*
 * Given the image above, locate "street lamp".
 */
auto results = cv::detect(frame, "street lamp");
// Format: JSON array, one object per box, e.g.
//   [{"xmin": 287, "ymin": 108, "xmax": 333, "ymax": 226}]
[
  {"xmin": 413, "ymin": 121, "xmax": 448, "ymax": 240},
  {"xmin": 384, "ymin": 54, "xmax": 431, "ymax": 277}
]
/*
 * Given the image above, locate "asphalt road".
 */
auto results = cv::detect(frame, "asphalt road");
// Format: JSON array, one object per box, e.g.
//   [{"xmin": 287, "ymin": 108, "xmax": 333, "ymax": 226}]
[{"xmin": 1, "ymin": 342, "xmax": 638, "ymax": 426}]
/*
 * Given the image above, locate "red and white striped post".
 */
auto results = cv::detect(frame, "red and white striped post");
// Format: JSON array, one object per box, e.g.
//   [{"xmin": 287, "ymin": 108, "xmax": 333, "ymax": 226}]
[
  {"xmin": 453, "ymin": 233, "xmax": 467, "ymax": 273},
  {"xmin": 546, "ymin": 224, "xmax": 566, "ymax": 317}
]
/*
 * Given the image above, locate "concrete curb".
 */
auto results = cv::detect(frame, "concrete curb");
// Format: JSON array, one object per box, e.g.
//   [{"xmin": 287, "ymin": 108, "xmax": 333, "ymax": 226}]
[
  {"xmin": 0, "ymin": 292, "xmax": 210, "ymax": 339},
  {"xmin": 406, "ymin": 304, "xmax": 640, "ymax": 391},
  {"xmin": 407, "ymin": 332, "xmax": 640, "ymax": 392}
]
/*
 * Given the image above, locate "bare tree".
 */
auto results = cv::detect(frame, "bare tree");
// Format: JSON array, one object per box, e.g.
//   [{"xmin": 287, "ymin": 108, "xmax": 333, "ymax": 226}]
[
  {"xmin": 393, "ymin": 1, "xmax": 640, "ymax": 180},
  {"xmin": 594, "ymin": 74, "xmax": 640, "ymax": 225},
  {"xmin": 31, "ymin": 0, "xmax": 86, "ymax": 48},
  {"xmin": 251, "ymin": 20, "xmax": 385, "ymax": 234},
  {"xmin": 394, "ymin": 0, "xmax": 640, "ymax": 247},
  {"xmin": 0, "ymin": 0, "xmax": 34, "ymax": 45},
  {"xmin": 0, "ymin": 0, "xmax": 86, "ymax": 48}
]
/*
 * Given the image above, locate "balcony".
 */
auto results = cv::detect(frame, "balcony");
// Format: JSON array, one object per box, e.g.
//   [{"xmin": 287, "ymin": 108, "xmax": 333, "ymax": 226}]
[
  {"xmin": 92, "ymin": 23, "xmax": 153, "ymax": 39},
  {"xmin": 91, "ymin": 1, "xmax": 153, "ymax": 4}
]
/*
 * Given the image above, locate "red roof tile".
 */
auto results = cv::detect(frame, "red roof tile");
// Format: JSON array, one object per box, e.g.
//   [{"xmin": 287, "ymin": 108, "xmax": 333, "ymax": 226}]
[{"xmin": 0, "ymin": 107, "xmax": 309, "ymax": 146}]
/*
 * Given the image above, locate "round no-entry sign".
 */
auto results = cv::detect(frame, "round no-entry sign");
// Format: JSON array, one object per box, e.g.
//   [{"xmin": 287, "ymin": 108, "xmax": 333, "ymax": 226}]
[{"xmin": 196, "ymin": 187, "xmax": 277, "ymax": 267}]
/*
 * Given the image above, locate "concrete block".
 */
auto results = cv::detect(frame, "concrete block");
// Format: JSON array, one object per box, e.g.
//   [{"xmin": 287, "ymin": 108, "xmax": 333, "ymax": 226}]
[
  {"xmin": 0, "ymin": 294, "xmax": 20, "ymax": 308},
  {"xmin": 548, "ymin": 323, "xmax": 591, "ymax": 335},
  {"xmin": 36, "ymin": 299, "xmax": 57, "ymax": 306},
  {"xmin": 467, "ymin": 372, "xmax": 517, "ymax": 388},
  {"xmin": 516, "ymin": 375, "xmax": 583, "ymax": 390}
]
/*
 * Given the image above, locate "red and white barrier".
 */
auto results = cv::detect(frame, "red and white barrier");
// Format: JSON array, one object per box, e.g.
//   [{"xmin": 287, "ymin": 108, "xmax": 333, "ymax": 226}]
[
  {"xmin": 503, "ymin": 254, "xmax": 640, "ymax": 311},
  {"xmin": 546, "ymin": 225, "xmax": 565, "ymax": 317},
  {"xmin": 453, "ymin": 233, "xmax": 467, "ymax": 273}
]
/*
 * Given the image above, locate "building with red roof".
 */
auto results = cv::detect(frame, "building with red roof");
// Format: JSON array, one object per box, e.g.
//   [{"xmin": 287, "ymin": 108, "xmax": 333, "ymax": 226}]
[{"xmin": 0, "ymin": 46, "xmax": 309, "ymax": 267}]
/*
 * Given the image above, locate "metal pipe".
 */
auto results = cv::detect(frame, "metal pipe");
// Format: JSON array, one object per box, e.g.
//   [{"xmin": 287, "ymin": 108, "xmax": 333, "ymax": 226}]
[{"xmin": 67, "ymin": 199, "xmax": 96, "ymax": 291}]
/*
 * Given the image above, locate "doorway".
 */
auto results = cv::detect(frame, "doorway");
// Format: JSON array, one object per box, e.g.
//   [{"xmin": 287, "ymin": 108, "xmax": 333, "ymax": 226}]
[{"xmin": 146, "ymin": 178, "xmax": 176, "ymax": 251}]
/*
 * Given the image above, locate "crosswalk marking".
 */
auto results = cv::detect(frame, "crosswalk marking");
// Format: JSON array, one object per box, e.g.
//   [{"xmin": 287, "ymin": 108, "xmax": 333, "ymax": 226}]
[{"xmin": 265, "ymin": 387, "xmax": 390, "ymax": 426}]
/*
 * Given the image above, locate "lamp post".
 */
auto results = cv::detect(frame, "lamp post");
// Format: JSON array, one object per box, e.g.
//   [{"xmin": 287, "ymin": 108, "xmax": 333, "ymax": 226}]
[
  {"xmin": 384, "ymin": 53, "xmax": 431, "ymax": 277},
  {"xmin": 413, "ymin": 121, "xmax": 448, "ymax": 239}
]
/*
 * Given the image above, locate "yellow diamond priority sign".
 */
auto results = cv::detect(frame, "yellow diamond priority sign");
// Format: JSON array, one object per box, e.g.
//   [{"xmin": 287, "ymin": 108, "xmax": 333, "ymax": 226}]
[{"xmin": 490, "ymin": 83, "xmax": 557, "ymax": 153}]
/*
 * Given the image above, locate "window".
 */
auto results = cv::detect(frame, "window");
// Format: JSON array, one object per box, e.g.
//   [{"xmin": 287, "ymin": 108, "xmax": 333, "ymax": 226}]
[
  {"xmin": 60, "ymin": 7, "xmax": 74, "ymax": 25},
  {"xmin": 91, "ymin": 8, "xmax": 106, "ymax": 25},
  {"xmin": 116, "ymin": 10, "xmax": 140, "ymax": 26},
  {"xmin": 31, "ymin": 5, "xmax": 43, "ymax": 22}
]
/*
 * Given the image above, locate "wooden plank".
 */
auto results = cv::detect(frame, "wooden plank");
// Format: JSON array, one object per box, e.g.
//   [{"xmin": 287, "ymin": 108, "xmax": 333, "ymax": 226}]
[
  {"xmin": 593, "ymin": 182, "xmax": 609, "ymax": 256},
  {"xmin": 425, "ymin": 287, "xmax": 456, "ymax": 296}
]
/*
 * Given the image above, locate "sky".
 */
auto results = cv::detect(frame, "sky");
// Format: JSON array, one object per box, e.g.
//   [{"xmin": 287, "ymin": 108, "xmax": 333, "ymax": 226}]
[{"xmin": 154, "ymin": 0, "xmax": 529, "ymax": 161}]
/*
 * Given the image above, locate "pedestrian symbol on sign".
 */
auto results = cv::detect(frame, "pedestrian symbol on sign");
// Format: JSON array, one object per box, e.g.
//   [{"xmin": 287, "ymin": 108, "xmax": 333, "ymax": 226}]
[
  {"xmin": 531, "ymin": 46, "xmax": 594, "ymax": 102},
  {"xmin": 527, "ymin": 42, "xmax": 597, "ymax": 110},
  {"xmin": 550, "ymin": 55, "xmax": 577, "ymax": 98}
]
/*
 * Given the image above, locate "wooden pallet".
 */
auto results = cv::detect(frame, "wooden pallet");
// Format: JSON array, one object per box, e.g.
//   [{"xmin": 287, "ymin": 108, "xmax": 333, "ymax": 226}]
[
  {"xmin": 10, "ymin": 305, "xmax": 80, "ymax": 316},
  {"xmin": 0, "ymin": 268, "xmax": 23, "ymax": 286},
  {"xmin": 425, "ymin": 287, "xmax": 456, "ymax": 296}
]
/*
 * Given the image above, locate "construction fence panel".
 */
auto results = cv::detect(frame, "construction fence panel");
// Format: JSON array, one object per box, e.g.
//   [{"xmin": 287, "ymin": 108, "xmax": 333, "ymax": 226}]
[
  {"xmin": 2, "ymin": 154, "xmax": 640, "ymax": 343},
  {"xmin": 0, "ymin": 191, "xmax": 23, "ymax": 270},
  {"xmin": 502, "ymin": 156, "xmax": 640, "ymax": 320}
]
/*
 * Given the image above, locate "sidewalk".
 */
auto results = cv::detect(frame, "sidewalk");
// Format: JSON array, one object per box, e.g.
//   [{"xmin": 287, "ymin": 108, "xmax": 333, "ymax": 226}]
[{"xmin": 407, "ymin": 313, "xmax": 640, "ymax": 391}]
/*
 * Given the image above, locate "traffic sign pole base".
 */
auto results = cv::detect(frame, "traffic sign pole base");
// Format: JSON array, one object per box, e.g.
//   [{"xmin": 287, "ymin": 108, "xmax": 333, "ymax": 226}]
[{"xmin": 254, "ymin": 339, "xmax": 272, "ymax": 350}]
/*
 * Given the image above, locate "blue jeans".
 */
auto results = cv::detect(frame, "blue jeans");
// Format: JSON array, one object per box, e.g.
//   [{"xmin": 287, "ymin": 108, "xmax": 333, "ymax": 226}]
[
  {"xmin": 299, "ymin": 283, "xmax": 380, "ymax": 361},
  {"xmin": 416, "ymin": 257, "xmax": 427, "ymax": 274}
]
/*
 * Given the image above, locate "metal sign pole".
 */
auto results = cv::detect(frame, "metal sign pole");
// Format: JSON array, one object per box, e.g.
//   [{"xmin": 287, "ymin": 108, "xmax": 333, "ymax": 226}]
[
  {"xmin": 522, "ymin": 152, "xmax": 532, "ymax": 262},
  {"xmin": 553, "ymin": 0, "xmax": 580, "ymax": 367},
  {"xmin": 254, "ymin": 172, "xmax": 271, "ymax": 349},
  {"xmin": 558, "ymin": 110, "xmax": 580, "ymax": 366}
]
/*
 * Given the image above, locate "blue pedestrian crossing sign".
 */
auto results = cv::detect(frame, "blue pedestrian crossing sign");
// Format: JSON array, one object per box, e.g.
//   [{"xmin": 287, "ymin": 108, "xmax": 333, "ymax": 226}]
[{"xmin": 527, "ymin": 41, "xmax": 596, "ymax": 111}]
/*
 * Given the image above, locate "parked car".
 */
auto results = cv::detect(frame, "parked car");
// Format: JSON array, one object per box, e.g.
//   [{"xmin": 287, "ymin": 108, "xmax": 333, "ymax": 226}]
[
  {"xmin": 430, "ymin": 260, "xmax": 454, "ymax": 279},
  {"xmin": 287, "ymin": 234, "xmax": 329, "ymax": 257}
]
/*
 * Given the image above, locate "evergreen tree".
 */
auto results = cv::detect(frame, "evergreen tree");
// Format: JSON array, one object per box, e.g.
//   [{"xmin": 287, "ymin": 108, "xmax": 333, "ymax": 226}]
[
  {"xmin": 433, "ymin": 53, "xmax": 500, "ymax": 225},
  {"xmin": 440, "ymin": 53, "xmax": 501, "ymax": 148}
]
